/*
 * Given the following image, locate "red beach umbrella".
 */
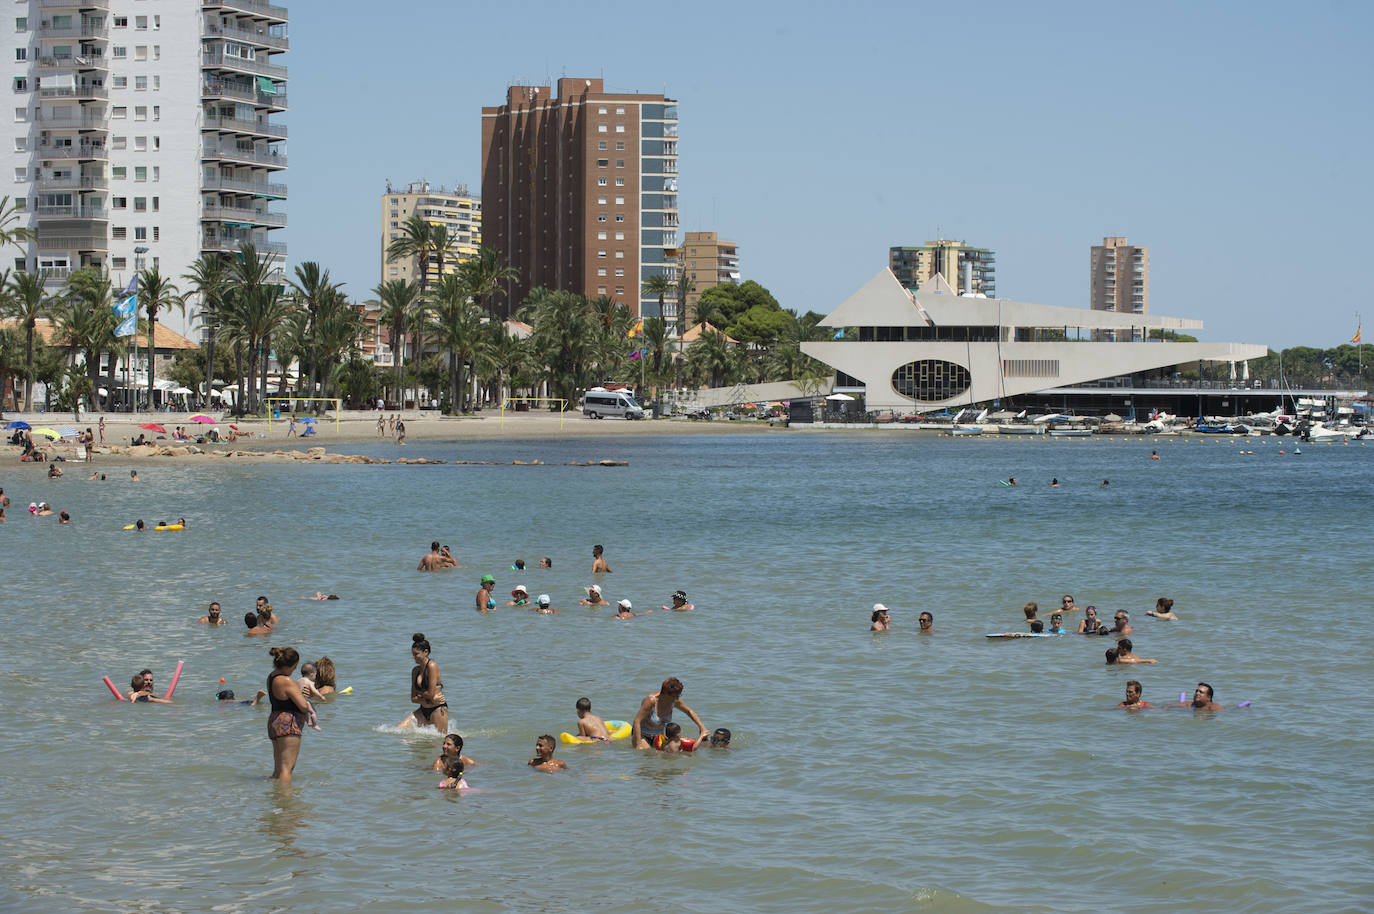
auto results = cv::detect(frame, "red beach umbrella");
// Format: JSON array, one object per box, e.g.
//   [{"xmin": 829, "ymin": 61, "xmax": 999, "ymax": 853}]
[{"xmin": 139, "ymin": 423, "xmax": 167, "ymax": 433}]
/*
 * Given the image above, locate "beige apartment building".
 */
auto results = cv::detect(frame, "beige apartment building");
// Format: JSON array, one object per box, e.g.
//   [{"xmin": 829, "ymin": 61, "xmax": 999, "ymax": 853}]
[
  {"xmin": 680, "ymin": 231, "xmax": 739, "ymax": 321},
  {"xmin": 481, "ymin": 77, "xmax": 679, "ymax": 318},
  {"xmin": 889, "ymin": 240, "xmax": 996, "ymax": 296},
  {"xmin": 380, "ymin": 179, "xmax": 481, "ymax": 287},
  {"xmin": 1090, "ymin": 236, "xmax": 1148, "ymax": 315}
]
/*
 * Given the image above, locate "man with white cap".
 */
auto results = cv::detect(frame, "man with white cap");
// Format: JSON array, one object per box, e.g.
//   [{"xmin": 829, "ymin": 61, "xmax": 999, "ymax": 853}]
[
  {"xmin": 532, "ymin": 593, "xmax": 559, "ymax": 614},
  {"xmin": 613, "ymin": 598, "xmax": 650, "ymax": 620},
  {"xmin": 506, "ymin": 584, "xmax": 530, "ymax": 606},
  {"xmin": 870, "ymin": 604, "xmax": 891, "ymax": 631},
  {"xmin": 578, "ymin": 584, "xmax": 611, "ymax": 606}
]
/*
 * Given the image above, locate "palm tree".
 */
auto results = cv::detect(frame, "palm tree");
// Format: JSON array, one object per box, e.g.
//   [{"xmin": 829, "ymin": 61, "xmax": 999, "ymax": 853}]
[
  {"xmin": 643, "ymin": 274, "xmax": 673, "ymax": 324},
  {"xmin": 519, "ymin": 288, "xmax": 597, "ymax": 406},
  {"xmin": 0, "ymin": 195, "xmax": 33, "ymax": 253},
  {"xmin": 673, "ymin": 268, "xmax": 695, "ymax": 337},
  {"xmin": 183, "ymin": 253, "xmax": 231, "ymax": 408},
  {"xmin": 374, "ymin": 279, "xmax": 417, "ymax": 402},
  {"xmin": 0, "ymin": 326, "xmax": 22, "ymax": 410},
  {"xmin": 224, "ymin": 242, "xmax": 288, "ymax": 413},
  {"xmin": 312, "ymin": 292, "xmax": 364, "ymax": 400},
  {"xmin": 459, "ymin": 247, "xmax": 519, "ymax": 318},
  {"xmin": 289, "ymin": 261, "xmax": 342, "ymax": 404},
  {"xmin": 686, "ymin": 327, "xmax": 735, "ymax": 389},
  {"xmin": 137, "ymin": 267, "xmax": 182, "ymax": 408},
  {"xmin": 430, "ymin": 272, "xmax": 488, "ymax": 412},
  {"xmin": 5, "ymin": 268, "xmax": 54, "ymax": 410}
]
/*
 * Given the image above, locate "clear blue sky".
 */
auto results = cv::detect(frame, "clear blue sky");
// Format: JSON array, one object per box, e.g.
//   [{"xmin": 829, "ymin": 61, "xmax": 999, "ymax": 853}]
[{"xmin": 283, "ymin": 0, "xmax": 1372, "ymax": 349}]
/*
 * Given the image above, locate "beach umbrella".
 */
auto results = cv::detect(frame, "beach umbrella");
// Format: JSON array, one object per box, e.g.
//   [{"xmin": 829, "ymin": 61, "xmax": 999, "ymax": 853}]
[
  {"xmin": 4, "ymin": 421, "xmax": 30, "ymax": 429},
  {"xmin": 171, "ymin": 387, "xmax": 193, "ymax": 395},
  {"xmin": 825, "ymin": 393, "xmax": 855, "ymax": 401},
  {"xmin": 228, "ymin": 424, "xmax": 239, "ymax": 431},
  {"xmin": 190, "ymin": 415, "xmax": 215, "ymax": 424},
  {"xmin": 139, "ymin": 423, "xmax": 167, "ymax": 433},
  {"xmin": 32, "ymin": 428, "xmax": 61, "ymax": 439},
  {"xmin": 299, "ymin": 416, "xmax": 318, "ymax": 424}
]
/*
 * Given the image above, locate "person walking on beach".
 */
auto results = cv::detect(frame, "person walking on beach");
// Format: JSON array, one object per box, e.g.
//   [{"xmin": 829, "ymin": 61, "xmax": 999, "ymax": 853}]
[
  {"xmin": 591, "ymin": 544, "xmax": 611, "ymax": 574},
  {"xmin": 377, "ymin": 415, "xmax": 385, "ymax": 438},
  {"xmin": 266, "ymin": 646, "xmax": 316, "ymax": 784},
  {"xmin": 286, "ymin": 417, "xmax": 297, "ymax": 437},
  {"xmin": 399, "ymin": 633, "xmax": 448, "ymax": 733},
  {"xmin": 632, "ymin": 677, "xmax": 708, "ymax": 750}
]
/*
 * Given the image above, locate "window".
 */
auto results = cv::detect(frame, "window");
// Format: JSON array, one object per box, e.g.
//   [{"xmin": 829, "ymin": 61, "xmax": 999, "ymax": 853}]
[
  {"xmin": 13, "ymin": 108, "xmax": 24, "ymax": 122},
  {"xmin": 615, "ymin": 124, "xmax": 625, "ymax": 133},
  {"xmin": 614, "ymin": 196, "xmax": 625, "ymax": 205},
  {"xmin": 112, "ymin": 136, "xmax": 126, "ymax": 149},
  {"xmin": 615, "ymin": 268, "xmax": 624, "ymax": 277},
  {"xmin": 615, "ymin": 142, "xmax": 625, "ymax": 151},
  {"xmin": 153, "ymin": 16, "xmax": 160, "ymax": 29},
  {"xmin": 111, "ymin": 166, "xmax": 126, "ymax": 179},
  {"xmin": 615, "ymin": 106, "xmax": 625, "ymax": 115},
  {"xmin": 614, "ymin": 250, "xmax": 624, "ymax": 259},
  {"xmin": 14, "ymin": 48, "xmax": 24, "ymax": 61},
  {"xmin": 597, "ymin": 106, "xmax": 607, "ymax": 114},
  {"xmin": 134, "ymin": 46, "xmax": 147, "ymax": 61},
  {"xmin": 153, "ymin": 136, "xmax": 159, "ymax": 150},
  {"xmin": 135, "ymin": 16, "xmax": 147, "ymax": 30},
  {"xmin": 153, "ymin": 46, "xmax": 160, "ymax": 60},
  {"xmin": 12, "ymin": 167, "xmax": 25, "ymax": 182},
  {"xmin": 113, "ymin": 16, "xmax": 128, "ymax": 27},
  {"xmin": 135, "ymin": 76, "xmax": 147, "ymax": 90},
  {"xmin": 112, "ymin": 76, "xmax": 127, "ymax": 89},
  {"xmin": 111, "ymin": 257, "xmax": 126, "ymax": 269},
  {"xmin": 597, "ymin": 141, "xmax": 607, "ymax": 151},
  {"xmin": 615, "ymin": 214, "xmax": 625, "ymax": 222},
  {"xmin": 134, "ymin": 166, "xmax": 146, "ymax": 181},
  {"xmin": 596, "ymin": 214, "xmax": 606, "ymax": 222},
  {"xmin": 133, "ymin": 196, "xmax": 146, "ymax": 211},
  {"xmin": 152, "ymin": 76, "xmax": 159, "ymax": 90},
  {"xmin": 597, "ymin": 158, "xmax": 608, "ymax": 167},
  {"xmin": 134, "ymin": 136, "xmax": 146, "ymax": 151},
  {"xmin": 15, "ymin": 17, "xmax": 27, "ymax": 32},
  {"xmin": 152, "ymin": 257, "xmax": 159, "ymax": 269},
  {"xmin": 616, "ymin": 159, "xmax": 625, "ymax": 168},
  {"xmin": 152, "ymin": 226, "xmax": 158, "ymax": 241},
  {"xmin": 597, "ymin": 268, "xmax": 606, "ymax": 276},
  {"xmin": 598, "ymin": 178, "xmax": 607, "ymax": 186},
  {"xmin": 112, "ymin": 196, "xmax": 127, "ymax": 209},
  {"xmin": 615, "ymin": 232, "xmax": 625, "ymax": 241},
  {"xmin": 151, "ymin": 196, "xmax": 158, "ymax": 211},
  {"xmin": 598, "ymin": 286, "xmax": 607, "ymax": 294},
  {"xmin": 615, "ymin": 178, "xmax": 625, "ymax": 186},
  {"xmin": 597, "ymin": 124, "xmax": 607, "ymax": 133},
  {"xmin": 134, "ymin": 226, "xmax": 146, "ymax": 240},
  {"xmin": 11, "ymin": 138, "xmax": 22, "ymax": 154},
  {"xmin": 597, "ymin": 250, "xmax": 607, "ymax": 258},
  {"xmin": 112, "ymin": 106, "xmax": 126, "ymax": 118},
  {"xmin": 152, "ymin": 166, "xmax": 158, "ymax": 180},
  {"xmin": 596, "ymin": 195, "xmax": 607, "ymax": 204},
  {"xmin": 112, "ymin": 46, "xmax": 127, "ymax": 59},
  {"xmin": 152, "ymin": 106, "xmax": 159, "ymax": 120},
  {"xmin": 12, "ymin": 197, "xmax": 22, "ymax": 211},
  {"xmin": 615, "ymin": 286, "xmax": 625, "ymax": 295},
  {"xmin": 112, "ymin": 226, "xmax": 127, "ymax": 239},
  {"xmin": 597, "ymin": 232, "xmax": 607, "ymax": 240},
  {"xmin": 12, "ymin": 77, "xmax": 26, "ymax": 92},
  {"xmin": 134, "ymin": 106, "xmax": 146, "ymax": 121}
]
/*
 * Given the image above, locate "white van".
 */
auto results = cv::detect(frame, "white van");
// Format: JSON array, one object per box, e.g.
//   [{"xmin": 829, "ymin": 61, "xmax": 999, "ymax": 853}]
[{"xmin": 582, "ymin": 387, "xmax": 645, "ymax": 419}]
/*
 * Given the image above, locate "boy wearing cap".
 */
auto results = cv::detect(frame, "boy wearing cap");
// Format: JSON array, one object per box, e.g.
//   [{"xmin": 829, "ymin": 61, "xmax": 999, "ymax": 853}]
[
  {"xmin": 531, "ymin": 594, "xmax": 559, "ymax": 614},
  {"xmin": 506, "ymin": 585, "xmax": 530, "ymax": 606},
  {"xmin": 613, "ymin": 599, "xmax": 650, "ymax": 619},
  {"xmin": 663, "ymin": 590, "xmax": 694, "ymax": 611},
  {"xmin": 578, "ymin": 584, "xmax": 610, "ymax": 606}
]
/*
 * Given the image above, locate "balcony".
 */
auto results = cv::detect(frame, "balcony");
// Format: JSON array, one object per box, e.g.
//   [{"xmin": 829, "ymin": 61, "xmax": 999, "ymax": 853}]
[
  {"xmin": 202, "ymin": 0, "xmax": 288, "ymax": 23},
  {"xmin": 38, "ymin": 84, "xmax": 109, "ymax": 101},
  {"xmin": 37, "ymin": 17, "xmax": 107, "ymax": 38},
  {"xmin": 202, "ymin": 77, "xmax": 287, "ymax": 110},
  {"xmin": 40, "ymin": 0, "xmax": 109, "ymax": 8},
  {"xmin": 202, "ymin": 48, "xmax": 288, "ymax": 80},
  {"xmin": 36, "ymin": 231, "xmax": 107, "ymax": 250},
  {"xmin": 202, "ymin": 202, "xmax": 286, "ymax": 227},
  {"xmin": 203, "ymin": 20, "xmax": 289, "ymax": 51},
  {"xmin": 34, "ymin": 109, "xmax": 108, "ymax": 129},
  {"xmin": 37, "ymin": 53, "xmax": 109, "ymax": 72},
  {"xmin": 202, "ymin": 173, "xmax": 287, "ymax": 198},
  {"xmin": 35, "ymin": 203, "xmax": 108, "ymax": 220},
  {"xmin": 36, "ymin": 142, "xmax": 108, "ymax": 160},
  {"xmin": 37, "ymin": 173, "xmax": 107, "ymax": 190},
  {"xmin": 202, "ymin": 141, "xmax": 286, "ymax": 168},
  {"xmin": 202, "ymin": 112, "xmax": 287, "ymax": 139},
  {"xmin": 202, "ymin": 236, "xmax": 286, "ymax": 256}
]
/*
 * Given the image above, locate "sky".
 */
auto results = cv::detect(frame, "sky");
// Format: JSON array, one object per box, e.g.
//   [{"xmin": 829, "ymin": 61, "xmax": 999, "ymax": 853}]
[{"xmin": 282, "ymin": 0, "xmax": 1373, "ymax": 350}]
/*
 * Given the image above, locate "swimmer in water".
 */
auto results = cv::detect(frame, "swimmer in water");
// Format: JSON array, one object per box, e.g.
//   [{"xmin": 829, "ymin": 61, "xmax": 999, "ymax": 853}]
[
  {"xmin": 47, "ymin": 463, "xmax": 62, "ymax": 478},
  {"xmin": 665, "ymin": 589, "xmax": 694, "ymax": 611},
  {"xmin": 511, "ymin": 558, "xmax": 526, "ymax": 571},
  {"xmin": 1100, "ymin": 611, "xmax": 1133, "ymax": 638},
  {"xmin": 439, "ymin": 545, "xmax": 458, "ymax": 567},
  {"xmin": 432, "ymin": 732, "xmax": 476, "ymax": 771},
  {"xmin": 528, "ymin": 734, "xmax": 568, "ymax": 771},
  {"xmin": 417, "ymin": 541, "xmax": 447, "ymax": 572},
  {"xmin": 575, "ymin": 697, "xmax": 611, "ymax": 740},
  {"xmin": 705, "ymin": 727, "xmax": 732, "ymax": 748},
  {"xmin": 58, "ymin": 510, "xmax": 70, "ymax": 524},
  {"xmin": 578, "ymin": 584, "xmax": 610, "ymax": 606},
  {"xmin": 399, "ymin": 633, "xmax": 448, "ymax": 733},
  {"xmin": 506, "ymin": 585, "xmax": 530, "ymax": 606},
  {"xmin": 1113, "ymin": 638, "xmax": 1156, "ymax": 664},
  {"xmin": 870, "ymin": 604, "xmax": 891, "ymax": 631},
  {"xmin": 130, "ymin": 470, "xmax": 140, "ymax": 482},
  {"xmin": 243, "ymin": 612, "xmax": 271, "ymax": 636},
  {"xmin": 1118, "ymin": 680, "xmax": 1152, "ymax": 709},
  {"xmin": 1051, "ymin": 477, "xmax": 1059, "ymax": 487},
  {"xmin": 1029, "ymin": 620, "xmax": 1045, "ymax": 633},
  {"xmin": 1060, "ymin": 595, "xmax": 1078, "ymax": 613},
  {"xmin": 591, "ymin": 544, "xmax": 611, "ymax": 574},
  {"xmin": 216, "ymin": 688, "xmax": 267, "ymax": 706},
  {"xmin": 1046, "ymin": 612, "xmax": 1066, "ymax": 634},
  {"xmin": 1151, "ymin": 450, "xmax": 1160, "ymax": 460},
  {"xmin": 313, "ymin": 656, "xmax": 337, "ymax": 695},
  {"xmin": 539, "ymin": 556, "xmax": 552, "ymax": 569},
  {"xmin": 475, "ymin": 574, "xmax": 496, "ymax": 613},
  {"xmin": 613, "ymin": 599, "xmax": 649, "ymax": 619},
  {"xmin": 1146, "ymin": 597, "xmax": 1178, "ymax": 620},
  {"xmin": 531, "ymin": 593, "xmax": 559, "ymax": 614},
  {"xmin": 632, "ymin": 677, "xmax": 707, "ymax": 750},
  {"xmin": 1023, "ymin": 602, "xmax": 1039, "ymax": 624},
  {"xmin": 296, "ymin": 662, "xmax": 328, "ymax": 701},
  {"xmin": 1180, "ymin": 682, "xmax": 1224, "ymax": 711},
  {"xmin": 918, "ymin": 611, "xmax": 934, "ymax": 633},
  {"xmin": 1078, "ymin": 606, "xmax": 1101, "ymax": 634},
  {"xmin": 438, "ymin": 755, "xmax": 469, "ymax": 790},
  {"xmin": 310, "ymin": 592, "xmax": 340, "ymax": 600},
  {"xmin": 126, "ymin": 669, "xmax": 172, "ymax": 703},
  {"xmin": 197, "ymin": 601, "xmax": 227, "ymax": 625},
  {"xmin": 1007, "ymin": 477, "xmax": 1017, "ymax": 486},
  {"xmin": 654, "ymin": 721, "xmax": 697, "ymax": 752}
]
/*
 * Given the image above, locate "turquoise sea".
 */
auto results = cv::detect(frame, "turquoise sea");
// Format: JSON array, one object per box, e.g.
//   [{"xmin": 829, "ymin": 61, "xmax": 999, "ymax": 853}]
[{"xmin": 2, "ymin": 431, "xmax": 1371, "ymax": 912}]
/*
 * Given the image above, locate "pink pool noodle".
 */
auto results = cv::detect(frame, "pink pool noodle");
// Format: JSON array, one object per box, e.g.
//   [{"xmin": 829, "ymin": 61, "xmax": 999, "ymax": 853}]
[
  {"xmin": 163, "ymin": 661, "xmax": 183, "ymax": 699},
  {"xmin": 103, "ymin": 676, "xmax": 126, "ymax": 700}
]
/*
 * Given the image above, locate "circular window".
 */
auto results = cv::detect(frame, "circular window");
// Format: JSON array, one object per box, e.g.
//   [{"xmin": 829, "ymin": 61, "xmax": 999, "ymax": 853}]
[{"xmin": 891, "ymin": 360, "xmax": 970, "ymax": 402}]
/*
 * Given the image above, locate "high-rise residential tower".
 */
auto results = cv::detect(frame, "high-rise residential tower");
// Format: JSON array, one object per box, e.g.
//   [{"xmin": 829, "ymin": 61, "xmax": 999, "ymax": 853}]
[
  {"xmin": 2, "ymin": 1, "xmax": 288, "ymax": 340},
  {"xmin": 680, "ymin": 231, "xmax": 738, "ymax": 321},
  {"xmin": 481, "ymin": 78, "xmax": 678, "ymax": 318},
  {"xmin": 1090, "ymin": 236, "xmax": 1148, "ymax": 316},
  {"xmin": 890, "ymin": 240, "xmax": 995, "ymax": 296},
  {"xmin": 380, "ymin": 179, "xmax": 482, "ymax": 287}
]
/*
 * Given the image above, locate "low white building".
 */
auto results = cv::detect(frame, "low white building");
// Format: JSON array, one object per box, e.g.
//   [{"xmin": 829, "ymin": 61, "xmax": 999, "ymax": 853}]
[{"xmin": 802, "ymin": 270, "xmax": 1267, "ymax": 411}]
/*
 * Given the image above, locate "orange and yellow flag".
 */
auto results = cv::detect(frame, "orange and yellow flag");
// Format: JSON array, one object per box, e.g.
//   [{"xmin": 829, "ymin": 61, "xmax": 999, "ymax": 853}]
[
  {"xmin": 627, "ymin": 319, "xmax": 644, "ymax": 339},
  {"xmin": 1354, "ymin": 324, "xmax": 1362, "ymax": 344}
]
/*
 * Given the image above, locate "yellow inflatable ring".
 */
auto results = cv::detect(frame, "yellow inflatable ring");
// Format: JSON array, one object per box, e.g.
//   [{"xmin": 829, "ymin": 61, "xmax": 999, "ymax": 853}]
[
  {"xmin": 559, "ymin": 719, "xmax": 632, "ymax": 744},
  {"xmin": 154, "ymin": 524, "xmax": 184, "ymax": 531}
]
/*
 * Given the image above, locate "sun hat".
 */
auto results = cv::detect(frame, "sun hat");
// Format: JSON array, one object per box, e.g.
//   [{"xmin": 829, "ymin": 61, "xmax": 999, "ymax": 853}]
[
  {"xmin": 672, "ymin": 589, "xmax": 687, "ymax": 601},
  {"xmin": 480, "ymin": 574, "xmax": 495, "ymax": 585},
  {"xmin": 512, "ymin": 584, "xmax": 528, "ymax": 595},
  {"xmin": 586, "ymin": 584, "xmax": 602, "ymax": 595},
  {"xmin": 618, "ymin": 599, "xmax": 633, "ymax": 610},
  {"xmin": 537, "ymin": 594, "xmax": 551, "ymax": 606},
  {"xmin": 873, "ymin": 603, "xmax": 889, "ymax": 612}
]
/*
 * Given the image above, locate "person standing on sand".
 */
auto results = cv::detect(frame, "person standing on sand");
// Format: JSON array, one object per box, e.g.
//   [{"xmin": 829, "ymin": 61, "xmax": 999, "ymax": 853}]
[
  {"xmin": 591, "ymin": 544, "xmax": 611, "ymax": 574},
  {"xmin": 396, "ymin": 419, "xmax": 406, "ymax": 446},
  {"xmin": 98, "ymin": 416, "xmax": 106, "ymax": 444},
  {"xmin": 377, "ymin": 415, "xmax": 384, "ymax": 438}
]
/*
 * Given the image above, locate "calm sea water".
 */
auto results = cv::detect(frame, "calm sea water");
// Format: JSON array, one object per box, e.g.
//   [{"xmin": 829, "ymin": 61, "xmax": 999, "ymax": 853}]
[{"xmin": 2, "ymin": 431, "xmax": 1371, "ymax": 912}]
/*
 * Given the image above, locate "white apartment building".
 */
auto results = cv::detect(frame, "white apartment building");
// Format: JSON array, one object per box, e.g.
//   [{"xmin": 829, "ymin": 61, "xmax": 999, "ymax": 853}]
[{"xmin": 3, "ymin": 0, "xmax": 287, "ymax": 341}]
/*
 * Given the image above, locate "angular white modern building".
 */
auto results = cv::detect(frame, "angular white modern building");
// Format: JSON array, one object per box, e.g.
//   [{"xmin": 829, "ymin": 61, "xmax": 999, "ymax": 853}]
[
  {"xmin": 802, "ymin": 270, "xmax": 1267, "ymax": 411},
  {"xmin": 3, "ymin": 0, "xmax": 288, "ymax": 340}
]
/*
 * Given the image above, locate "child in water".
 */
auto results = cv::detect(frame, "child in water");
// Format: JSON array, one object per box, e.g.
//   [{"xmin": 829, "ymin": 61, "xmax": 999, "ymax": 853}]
[
  {"xmin": 528, "ymin": 735, "xmax": 568, "ymax": 771},
  {"xmin": 438, "ymin": 756, "xmax": 470, "ymax": 790},
  {"xmin": 654, "ymin": 722, "xmax": 697, "ymax": 752},
  {"xmin": 575, "ymin": 697, "xmax": 611, "ymax": 740}
]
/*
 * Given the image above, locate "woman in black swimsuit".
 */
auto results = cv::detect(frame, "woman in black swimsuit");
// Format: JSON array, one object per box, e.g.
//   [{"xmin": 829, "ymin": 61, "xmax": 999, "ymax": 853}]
[
  {"xmin": 401, "ymin": 633, "xmax": 448, "ymax": 733},
  {"xmin": 266, "ymin": 646, "xmax": 314, "ymax": 784}
]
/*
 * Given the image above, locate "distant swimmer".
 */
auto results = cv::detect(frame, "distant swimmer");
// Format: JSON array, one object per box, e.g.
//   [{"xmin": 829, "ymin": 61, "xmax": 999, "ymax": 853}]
[
  {"xmin": 591, "ymin": 544, "xmax": 612, "ymax": 574},
  {"xmin": 1179, "ymin": 682, "xmax": 1224, "ymax": 711},
  {"xmin": 58, "ymin": 510, "xmax": 70, "ymax": 524},
  {"xmin": 1101, "ymin": 479, "xmax": 1109, "ymax": 487},
  {"xmin": 243, "ymin": 612, "xmax": 271, "ymax": 636},
  {"xmin": 267, "ymin": 646, "xmax": 318, "ymax": 784},
  {"xmin": 704, "ymin": 727, "xmax": 732, "ymax": 748},
  {"xmin": 511, "ymin": 558, "xmax": 527, "ymax": 571},
  {"xmin": 255, "ymin": 600, "xmax": 277, "ymax": 631},
  {"xmin": 632, "ymin": 677, "xmax": 707, "ymax": 750},
  {"xmin": 1023, "ymin": 602, "xmax": 1039, "ymax": 624},
  {"xmin": 432, "ymin": 732, "xmax": 476, "ymax": 770},
  {"xmin": 417, "ymin": 542, "xmax": 447, "ymax": 572},
  {"xmin": 47, "ymin": 463, "xmax": 62, "ymax": 478},
  {"xmin": 1007, "ymin": 477, "xmax": 1017, "ymax": 486},
  {"xmin": 1029, "ymin": 620, "xmax": 1045, "ymax": 633},
  {"xmin": 1150, "ymin": 450, "xmax": 1160, "ymax": 460},
  {"xmin": 918, "ymin": 611, "xmax": 934, "ymax": 633},
  {"xmin": 574, "ymin": 697, "xmax": 611, "ymax": 741},
  {"xmin": 0, "ymin": 488, "xmax": 8, "ymax": 507},
  {"xmin": 532, "ymin": 593, "xmax": 559, "ymax": 614},
  {"xmin": 1078, "ymin": 606, "xmax": 1101, "ymax": 634},
  {"xmin": 475, "ymin": 575, "xmax": 497, "ymax": 613},
  {"xmin": 1046, "ymin": 612, "xmax": 1066, "ymax": 634},
  {"xmin": 126, "ymin": 669, "xmax": 172, "ymax": 703},
  {"xmin": 1100, "ymin": 611, "xmax": 1133, "ymax": 639},
  {"xmin": 216, "ymin": 689, "xmax": 267, "ymax": 706},
  {"xmin": 438, "ymin": 756, "xmax": 470, "ymax": 790},
  {"xmin": 613, "ymin": 599, "xmax": 650, "ymax": 619},
  {"xmin": 1118, "ymin": 680, "xmax": 1152, "ymax": 709},
  {"xmin": 870, "ymin": 604, "xmax": 891, "ymax": 631},
  {"xmin": 507, "ymin": 584, "xmax": 530, "ymax": 606},
  {"xmin": 1051, "ymin": 477, "xmax": 1060, "ymax": 487},
  {"xmin": 310, "ymin": 592, "xmax": 340, "ymax": 601},
  {"xmin": 130, "ymin": 470, "xmax": 140, "ymax": 481},
  {"xmin": 197, "ymin": 601, "xmax": 227, "ymax": 625},
  {"xmin": 400, "ymin": 633, "xmax": 448, "ymax": 733},
  {"xmin": 528, "ymin": 734, "xmax": 568, "ymax": 772},
  {"xmin": 314, "ymin": 656, "xmax": 337, "ymax": 695},
  {"xmin": 578, "ymin": 584, "xmax": 610, "ymax": 606},
  {"xmin": 1147, "ymin": 597, "xmax": 1178, "ymax": 620},
  {"xmin": 539, "ymin": 556, "xmax": 553, "ymax": 569},
  {"xmin": 1113, "ymin": 638, "xmax": 1156, "ymax": 664},
  {"xmin": 439, "ymin": 545, "xmax": 458, "ymax": 567},
  {"xmin": 664, "ymin": 589, "xmax": 694, "ymax": 611},
  {"xmin": 1061, "ymin": 595, "xmax": 1078, "ymax": 613}
]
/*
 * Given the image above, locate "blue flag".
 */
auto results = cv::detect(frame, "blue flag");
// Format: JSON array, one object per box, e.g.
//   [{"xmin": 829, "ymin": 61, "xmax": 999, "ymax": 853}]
[
  {"xmin": 113, "ymin": 274, "xmax": 138, "ymax": 337},
  {"xmin": 628, "ymin": 347, "xmax": 646, "ymax": 361}
]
